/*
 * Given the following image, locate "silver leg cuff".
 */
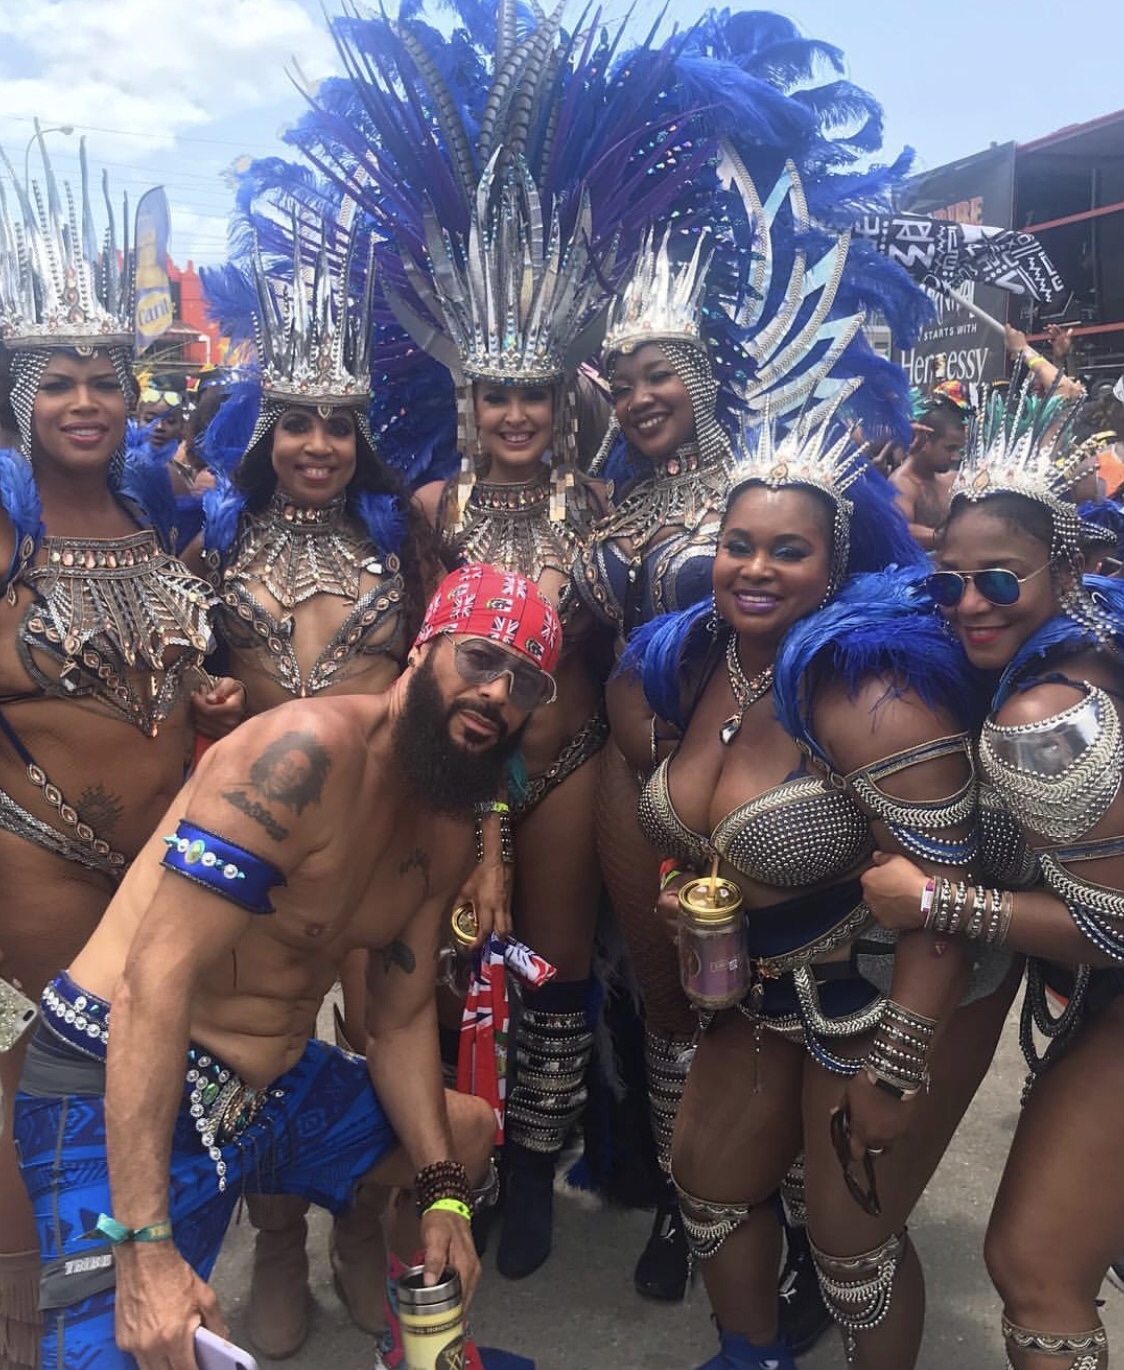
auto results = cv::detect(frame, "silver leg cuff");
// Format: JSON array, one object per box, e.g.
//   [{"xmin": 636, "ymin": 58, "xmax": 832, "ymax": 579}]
[
  {"xmin": 672, "ymin": 1175, "xmax": 753, "ymax": 1262},
  {"xmin": 1002, "ymin": 1315, "xmax": 1107, "ymax": 1369},
  {"xmin": 507, "ymin": 1009, "xmax": 593, "ymax": 1154},
  {"xmin": 810, "ymin": 1229, "xmax": 907, "ymax": 1362}
]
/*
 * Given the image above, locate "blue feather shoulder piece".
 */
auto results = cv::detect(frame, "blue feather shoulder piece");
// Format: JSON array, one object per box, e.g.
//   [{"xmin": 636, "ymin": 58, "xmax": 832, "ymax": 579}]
[
  {"xmin": 0, "ymin": 447, "xmax": 43, "ymax": 588},
  {"xmin": 616, "ymin": 597, "xmax": 715, "ymax": 732},
  {"xmin": 773, "ymin": 568, "xmax": 978, "ymax": 762},
  {"xmin": 201, "ymin": 476, "xmax": 249, "ymax": 563},
  {"xmin": 993, "ymin": 574, "xmax": 1124, "ymax": 708},
  {"xmin": 351, "ymin": 489, "xmax": 406, "ymax": 556}
]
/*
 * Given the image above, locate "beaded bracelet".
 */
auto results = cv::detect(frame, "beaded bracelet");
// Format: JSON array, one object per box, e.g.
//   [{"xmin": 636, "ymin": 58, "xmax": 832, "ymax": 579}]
[
  {"xmin": 923, "ymin": 878, "xmax": 1013, "ymax": 946},
  {"xmin": 474, "ymin": 808, "xmax": 515, "ymax": 864},
  {"xmin": 414, "ymin": 1160, "xmax": 471, "ymax": 1218}
]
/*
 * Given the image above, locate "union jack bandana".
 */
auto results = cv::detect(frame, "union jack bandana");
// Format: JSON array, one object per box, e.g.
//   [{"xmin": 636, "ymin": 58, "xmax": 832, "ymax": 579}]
[{"xmin": 413, "ymin": 563, "xmax": 563, "ymax": 675}]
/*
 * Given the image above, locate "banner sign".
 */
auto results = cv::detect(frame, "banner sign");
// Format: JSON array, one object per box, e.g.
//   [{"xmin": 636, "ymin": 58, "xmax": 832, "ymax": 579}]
[{"xmin": 134, "ymin": 187, "xmax": 174, "ymax": 353}]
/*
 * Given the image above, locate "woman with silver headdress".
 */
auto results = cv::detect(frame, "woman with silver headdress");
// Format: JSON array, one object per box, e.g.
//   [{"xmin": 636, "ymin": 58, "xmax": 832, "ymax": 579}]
[
  {"xmin": 862, "ymin": 382, "xmax": 1124, "ymax": 1370},
  {"xmin": 199, "ymin": 229, "xmax": 437, "ymax": 1358},
  {"xmin": 619, "ymin": 410, "xmax": 1015, "ymax": 1370},
  {"xmin": 400, "ymin": 155, "xmax": 617, "ymax": 1280},
  {"xmin": 0, "ymin": 141, "xmax": 239, "ymax": 1368}
]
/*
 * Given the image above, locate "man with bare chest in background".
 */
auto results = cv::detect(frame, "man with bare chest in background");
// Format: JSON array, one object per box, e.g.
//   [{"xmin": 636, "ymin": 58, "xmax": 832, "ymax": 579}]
[
  {"xmin": 890, "ymin": 393, "xmax": 967, "ymax": 549},
  {"xmin": 13, "ymin": 565, "xmax": 561, "ymax": 1370}
]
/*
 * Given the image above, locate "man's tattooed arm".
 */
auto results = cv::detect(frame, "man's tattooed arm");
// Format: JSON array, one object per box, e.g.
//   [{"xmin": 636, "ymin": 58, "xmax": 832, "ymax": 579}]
[{"xmin": 222, "ymin": 790, "xmax": 289, "ymax": 842}]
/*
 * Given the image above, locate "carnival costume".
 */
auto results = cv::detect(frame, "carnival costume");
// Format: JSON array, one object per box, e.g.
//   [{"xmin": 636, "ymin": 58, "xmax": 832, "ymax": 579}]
[
  {"xmin": 622, "ymin": 390, "xmax": 998, "ymax": 1367},
  {"xmin": 199, "ymin": 227, "xmax": 426, "ymax": 1353},
  {"xmin": 375, "ymin": 142, "xmax": 621, "ymax": 1274},
  {"xmin": 12, "ymin": 566, "xmax": 560, "ymax": 1370},
  {"xmin": 584, "ymin": 152, "xmax": 927, "ymax": 1306},
  {"xmin": 929, "ymin": 383, "xmax": 1124, "ymax": 1369},
  {"xmin": 0, "ymin": 138, "xmax": 214, "ymax": 1370},
  {"xmin": 201, "ymin": 229, "xmax": 420, "ymax": 706}
]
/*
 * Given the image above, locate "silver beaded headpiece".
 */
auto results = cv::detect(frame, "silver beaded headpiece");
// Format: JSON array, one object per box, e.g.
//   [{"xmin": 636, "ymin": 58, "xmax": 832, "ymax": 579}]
[
  {"xmin": 601, "ymin": 226, "xmax": 711, "ymax": 359},
  {"xmin": 0, "ymin": 132, "xmax": 134, "ymax": 459},
  {"xmin": 384, "ymin": 151, "xmax": 611, "ymax": 527},
  {"xmin": 951, "ymin": 378, "xmax": 1088, "ymax": 558},
  {"xmin": 728, "ymin": 391, "xmax": 867, "ymax": 594},
  {"xmin": 384, "ymin": 152, "xmax": 611, "ymax": 391},
  {"xmin": 245, "ymin": 214, "xmax": 375, "ymax": 455},
  {"xmin": 951, "ymin": 374, "xmax": 1117, "ymax": 638}
]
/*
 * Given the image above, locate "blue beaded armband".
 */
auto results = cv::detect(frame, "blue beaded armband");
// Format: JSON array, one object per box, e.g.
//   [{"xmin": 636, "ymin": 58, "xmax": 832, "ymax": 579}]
[{"xmin": 161, "ymin": 821, "xmax": 286, "ymax": 915}]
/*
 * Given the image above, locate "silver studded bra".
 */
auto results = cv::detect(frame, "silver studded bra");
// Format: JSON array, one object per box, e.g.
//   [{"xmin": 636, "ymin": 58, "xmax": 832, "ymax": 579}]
[
  {"xmin": 15, "ymin": 529, "xmax": 214, "ymax": 732},
  {"xmin": 639, "ymin": 732, "xmax": 976, "ymax": 889},
  {"xmin": 639, "ymin": 759, "xmax": 871, "ymax": 889},
  {"xmin": 979, "ymin": 682, "xmax": 1123, "ymax": 843}
]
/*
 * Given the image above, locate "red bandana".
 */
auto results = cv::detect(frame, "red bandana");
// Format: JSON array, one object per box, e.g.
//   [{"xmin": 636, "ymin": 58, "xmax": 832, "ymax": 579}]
[{"xmin": 413, "ymin": 563, "xmax": 562, "ymax": 675}]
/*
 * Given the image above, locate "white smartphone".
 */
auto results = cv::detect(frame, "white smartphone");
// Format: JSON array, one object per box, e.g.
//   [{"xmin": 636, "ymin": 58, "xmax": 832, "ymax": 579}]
[
  {"xmin": 0, "ymin": 977, "xmax": 37, "ymax": 1053},
  {"xmin": 194, "ymin": 1327, "xmax": 259, "ymax": 1370}
]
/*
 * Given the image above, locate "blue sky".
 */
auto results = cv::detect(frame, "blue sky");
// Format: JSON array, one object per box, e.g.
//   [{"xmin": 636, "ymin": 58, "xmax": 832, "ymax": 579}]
[{"xmin": 1, "ymin": 0, "xmax": 1122, "ymax": 266}]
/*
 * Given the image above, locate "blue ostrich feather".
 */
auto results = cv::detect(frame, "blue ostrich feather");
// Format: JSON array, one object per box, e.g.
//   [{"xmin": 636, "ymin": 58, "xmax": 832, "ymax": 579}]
[
  {"xmin": 200, "ymin": 381, "xmax": 261, "ymax": 479},
  {"xmin": 201, "ymin": 474, "xmax": 249, "ymax": 561},
  {"xmin": 200, "ymin": 262, "xmax": 261, "ymax": 349},
  {"xmin": 116, "ymin": 436, "xmax": 180, "ymax": 551},
  {"xmin": 352, "ymin": 489, "xmax": 407, "ymax": 555},
  {"xmin": 0, "ymin": 446, "xmax": 43, "ymax": 584},
  {"xmin": 773, "ymin": 568, "xmax": 978, "ymax": 759}
]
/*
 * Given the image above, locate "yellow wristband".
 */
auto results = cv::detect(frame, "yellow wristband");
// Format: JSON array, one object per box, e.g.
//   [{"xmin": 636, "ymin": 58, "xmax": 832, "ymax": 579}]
[
  {"xmin": 1025, "ymin": 351, "xmax": 1046, "ymax": 369},
  {"xmin": 424, "ymin": 1197, "xmax": 472, "ymax": 1223}
]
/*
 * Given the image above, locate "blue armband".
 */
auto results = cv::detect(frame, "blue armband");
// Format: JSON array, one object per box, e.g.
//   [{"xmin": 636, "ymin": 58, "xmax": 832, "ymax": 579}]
[{"xmin": 161, "ymin": 820, "xmax": 286, "ymax": 914}]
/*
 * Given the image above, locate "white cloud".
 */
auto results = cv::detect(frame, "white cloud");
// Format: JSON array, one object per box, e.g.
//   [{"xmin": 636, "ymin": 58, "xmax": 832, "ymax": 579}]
[
  {"xmin": 169, "ymin": 205, "xmax": 233, "ymax": 268},
  {"xmin": 0, "ymin": 0, "xmax": 339, "ymax": 159}
]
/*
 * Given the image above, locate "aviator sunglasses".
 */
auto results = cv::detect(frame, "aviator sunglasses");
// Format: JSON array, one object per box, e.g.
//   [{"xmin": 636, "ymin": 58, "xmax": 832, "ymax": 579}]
[
  {"xmin": 923, "ymin": 562, "xmax": 1051, "ymax": 609},
  {"xmin": 450, "ymin": 636, "xmax": 557, "ymax": 711}
]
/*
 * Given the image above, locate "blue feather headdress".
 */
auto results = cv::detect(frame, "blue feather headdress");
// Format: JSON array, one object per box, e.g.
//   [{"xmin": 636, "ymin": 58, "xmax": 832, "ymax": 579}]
[{"xmin": 215, "ymin": 3, "xmax": 927, "ymax": 490}]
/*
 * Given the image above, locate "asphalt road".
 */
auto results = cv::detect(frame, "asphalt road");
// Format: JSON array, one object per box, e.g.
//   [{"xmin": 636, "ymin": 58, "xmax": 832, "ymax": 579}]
[{"xmin": 209, "ymin": 1001, "xmax": 1124, "ymax": 1370}]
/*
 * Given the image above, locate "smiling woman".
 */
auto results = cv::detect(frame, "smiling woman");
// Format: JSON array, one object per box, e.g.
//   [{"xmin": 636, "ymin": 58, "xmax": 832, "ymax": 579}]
[{"xmin": 0, "ymin": 143, "xmax": 224, "ymax": 1370}]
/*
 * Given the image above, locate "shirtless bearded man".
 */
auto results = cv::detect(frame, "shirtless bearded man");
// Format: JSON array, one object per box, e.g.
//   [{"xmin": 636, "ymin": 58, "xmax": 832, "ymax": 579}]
[{"xmin": 13, "ymin": 563, "xmax": 561, "ymax": 1370}]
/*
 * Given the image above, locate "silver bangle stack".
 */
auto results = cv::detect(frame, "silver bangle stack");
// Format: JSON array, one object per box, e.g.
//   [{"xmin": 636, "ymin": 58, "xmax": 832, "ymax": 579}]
[
  {"xmin": 864, "ymin": 1001, "xmax": 937, "ymax": 1099},
  {"xmin": 923, "ymin": 877, "xmax": 1013, "ymax": 946}
]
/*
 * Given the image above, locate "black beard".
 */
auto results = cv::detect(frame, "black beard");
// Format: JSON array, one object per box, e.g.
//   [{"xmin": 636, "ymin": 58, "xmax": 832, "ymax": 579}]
[{"xmin": 392, "ymin": 655, "xmax": 524, "ymax": 817}]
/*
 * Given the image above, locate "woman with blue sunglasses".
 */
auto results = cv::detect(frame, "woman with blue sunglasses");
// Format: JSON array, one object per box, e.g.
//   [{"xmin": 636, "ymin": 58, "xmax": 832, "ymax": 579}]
[{"xmin": 863, "ymin": 382, "xmax": 1124, "ymax": 1370}]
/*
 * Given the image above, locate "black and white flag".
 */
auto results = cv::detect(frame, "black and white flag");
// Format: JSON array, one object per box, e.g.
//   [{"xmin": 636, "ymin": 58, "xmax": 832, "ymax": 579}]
[{"xmin": 851, "ymin": 214, "xmax": 1065, "ymax": 302}]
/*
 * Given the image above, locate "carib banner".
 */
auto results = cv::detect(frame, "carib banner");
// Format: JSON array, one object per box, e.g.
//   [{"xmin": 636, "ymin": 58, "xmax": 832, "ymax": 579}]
[
  {"xmin": 134, "ymin": 187, "xmax": 173, "ymax": 353},
  {"xmin": 892, "ymin": 143, "xmax": 1017, "ymax": 390}
]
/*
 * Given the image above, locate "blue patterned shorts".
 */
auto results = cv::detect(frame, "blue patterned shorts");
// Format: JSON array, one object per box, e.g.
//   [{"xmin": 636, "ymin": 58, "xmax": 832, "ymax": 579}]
[{"xmin": 14, "ymin": 972, "xmax": 397, "ymax": 1370}]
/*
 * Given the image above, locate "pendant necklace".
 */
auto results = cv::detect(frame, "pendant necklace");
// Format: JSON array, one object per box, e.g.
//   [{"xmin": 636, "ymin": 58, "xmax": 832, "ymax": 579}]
[{"xmin": 719, "ymin": 633, "xmax": 774, "ymax": 745}]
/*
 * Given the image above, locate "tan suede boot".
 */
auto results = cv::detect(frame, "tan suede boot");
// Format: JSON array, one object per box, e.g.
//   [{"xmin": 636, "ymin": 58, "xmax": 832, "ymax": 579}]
[
  {"xmin": 329, "ymin": 1180, "xmax": 389, "ymax": 1337},
  {"xmin": 0, "ymin": 1248, "xmax": 40, "ymax": 1370},
  {"xmin": 246, "ymin": 1194, "xmax": 311, "ymax": 1359}
]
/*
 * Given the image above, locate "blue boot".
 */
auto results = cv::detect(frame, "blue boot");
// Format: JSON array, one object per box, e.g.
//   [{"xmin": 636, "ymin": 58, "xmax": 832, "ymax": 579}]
[{"xmin": 693, "ymin": 1330, "xmax": 797, "ymax": 1370}]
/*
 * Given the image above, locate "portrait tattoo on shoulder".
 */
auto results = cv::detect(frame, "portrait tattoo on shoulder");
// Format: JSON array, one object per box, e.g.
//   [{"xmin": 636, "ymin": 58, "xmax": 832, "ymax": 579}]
[
  {"xmin": 246, "ymin": 731, "xmax": 332, "ymax": 814},
  {"xmin": 380, "ymin": 938, "xmax": 417, "ymax": 975}
]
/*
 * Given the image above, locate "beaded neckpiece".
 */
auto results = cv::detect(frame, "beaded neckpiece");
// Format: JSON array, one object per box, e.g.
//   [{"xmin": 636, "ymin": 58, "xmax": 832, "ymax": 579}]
[
  {"xmin": 450, "ymin": 474, "xmax": 594, "ymax": 583},
  {"xmin": 19, "ymin": 528, "xmax": 214, "ymax": 734},
  {"xmin": 226, "ymin": 492, "xmax": 379, "ymax": 609}
]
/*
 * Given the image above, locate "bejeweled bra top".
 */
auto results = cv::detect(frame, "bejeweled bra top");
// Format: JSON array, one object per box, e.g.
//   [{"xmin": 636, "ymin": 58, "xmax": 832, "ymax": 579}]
[
  {"xmin": 575, "ymin": 452, "xmax": 728, "ymax": 636},
  {"xmin": 14, "ymin": 529, "xmax": 214, "ymax": 732},
  {"xmin": 214, "ymin": 498, "xmax": 406, "ymax": 697},
  {"xmin": 640, "ymin": 733, "xmax": 976, "ymax": 889}
]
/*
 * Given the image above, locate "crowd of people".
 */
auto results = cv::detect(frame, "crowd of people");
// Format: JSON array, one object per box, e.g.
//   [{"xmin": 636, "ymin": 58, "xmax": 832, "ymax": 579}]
[{"xmin": 3, "ymin": 6, "xmax": 1124, "ymax": 1370}]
